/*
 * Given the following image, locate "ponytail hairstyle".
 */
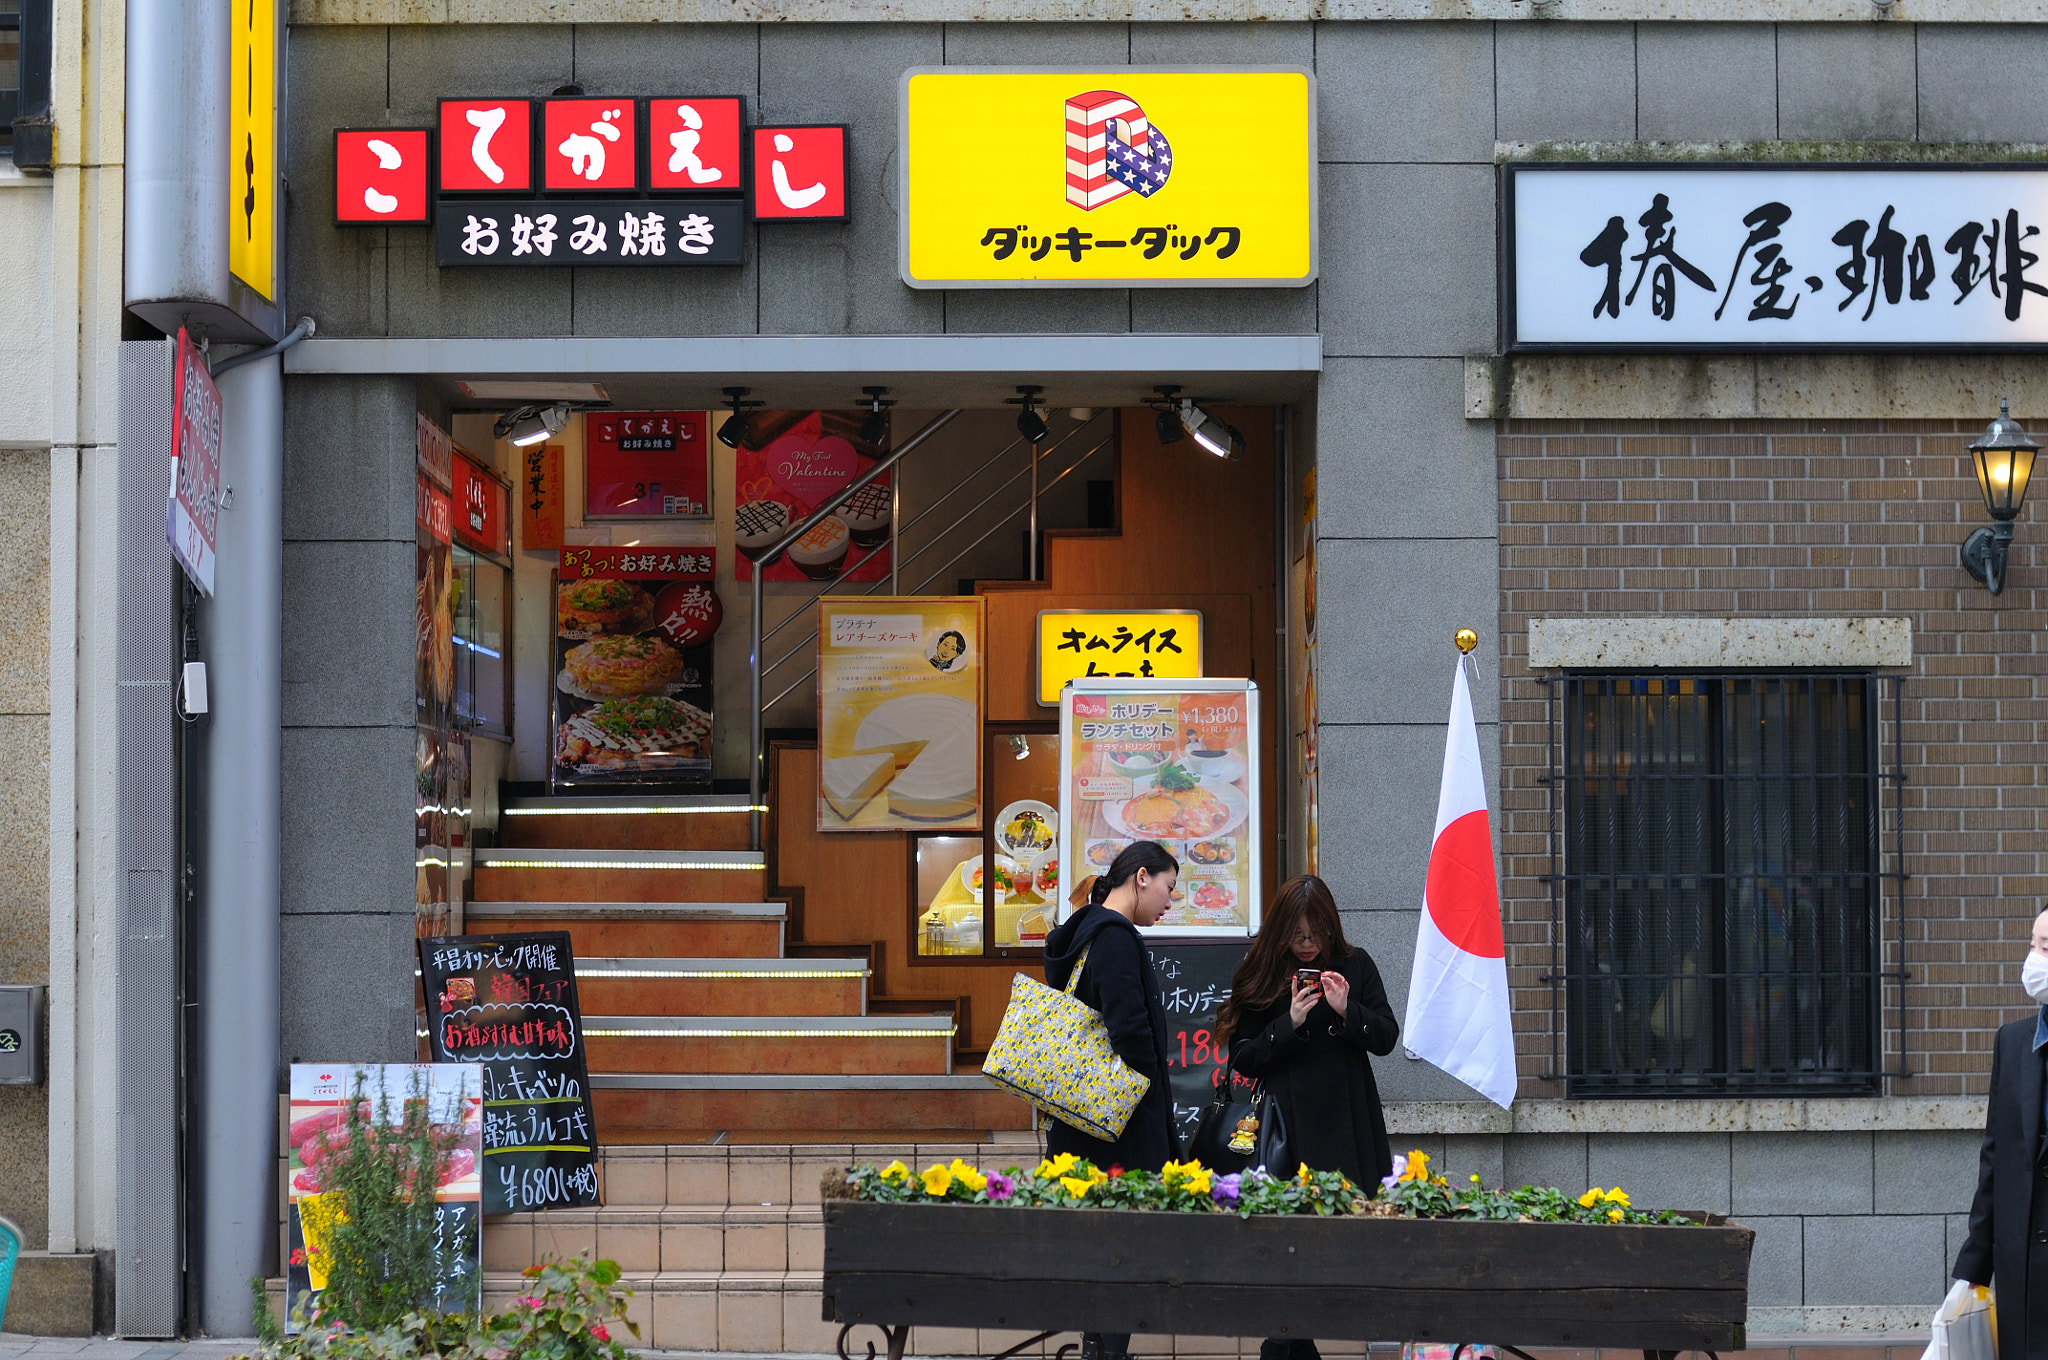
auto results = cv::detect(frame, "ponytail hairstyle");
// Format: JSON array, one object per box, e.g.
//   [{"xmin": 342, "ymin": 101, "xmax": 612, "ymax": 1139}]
[
  {"xmin": 1089, "ymin": 840, "xmax": 1180, "ymax": 907},
  {"xmin": 1215, "ymin": 875, "xmax": 1352, "ymax": 1047}
]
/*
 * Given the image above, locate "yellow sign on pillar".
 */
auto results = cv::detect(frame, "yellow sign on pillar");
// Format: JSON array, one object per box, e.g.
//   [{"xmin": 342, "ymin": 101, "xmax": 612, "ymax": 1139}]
[
  {"xmin": 1037, "ymin": 610, "xmax": 1204, "ymax": 706},
  {"xmin": 900, "ymin": 69, "xmax": 1316, "ymax": 289},
  {"xmin": 229, "ymin": 0, "xmax": 277, "ymax": 302}
]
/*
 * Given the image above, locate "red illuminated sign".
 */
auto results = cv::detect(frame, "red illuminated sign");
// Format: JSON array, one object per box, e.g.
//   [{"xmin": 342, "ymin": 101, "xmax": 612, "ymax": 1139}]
[
  {"xmin": 439, "ymin": 99, "xmax": 531, "ymax": 192},
  {"xmin": 543, "ymin": 98, "xmax": 639, "ymax": 191},
  {"xmin": 335, "ymin": 128, "xmax": 431, "ymax": 224},
  {"xmin": 649, "ymin": 98, "xmax": 743, "ymax": 190},
  {"xmin": 585, "ymin": 411, "xmax": 710, "ymax": 519},
  {"xmin": 750, "ymin": 125, "xmax": 847, "ymax": 221},
  {"xmin": 454, "ymin": 453, "xmax": 509, "ymax": 556}
]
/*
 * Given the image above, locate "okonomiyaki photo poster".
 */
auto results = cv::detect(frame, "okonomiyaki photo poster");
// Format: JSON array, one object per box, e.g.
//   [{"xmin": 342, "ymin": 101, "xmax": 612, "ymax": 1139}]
[
  {"xmin": 734, "ymin": 410, "xmax": 892, "ymax": 582},
  {"xmin": 551, "ymin": 546, "xmax": 722, "ymax": 792},
  {"xmin": 816, "ymin": 597, "xmax": 985, "ymax": 832}
]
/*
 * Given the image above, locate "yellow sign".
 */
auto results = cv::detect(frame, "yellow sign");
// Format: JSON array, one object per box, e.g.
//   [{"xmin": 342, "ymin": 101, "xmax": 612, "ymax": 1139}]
[
  {"xmin": 900, "ymin": 69, "xmax": 1316, "ymax": 289},
  {"xmin": 817, "ymin": 598, "xmax": 986, "ymax": 832},
  {"xmin": 1038, "ymin": 610, "xmax": 1203, "ymax": 706},
  {"xmin": 229, "ymin": 0, "xmax": 277, "ymax": 300}
]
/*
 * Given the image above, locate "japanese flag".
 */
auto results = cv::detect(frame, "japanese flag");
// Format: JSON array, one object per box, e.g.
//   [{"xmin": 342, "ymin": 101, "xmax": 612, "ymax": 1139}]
[{"xmin": 1402, "ymin": 657, "xmax": 1517, "ymax": 1109}]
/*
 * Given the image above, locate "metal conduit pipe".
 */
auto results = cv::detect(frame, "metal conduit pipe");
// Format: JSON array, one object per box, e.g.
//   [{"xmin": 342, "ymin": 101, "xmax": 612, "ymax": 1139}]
[{"xmin": 750, "ymin": 409, "xmax": 962, "ymax": 848}]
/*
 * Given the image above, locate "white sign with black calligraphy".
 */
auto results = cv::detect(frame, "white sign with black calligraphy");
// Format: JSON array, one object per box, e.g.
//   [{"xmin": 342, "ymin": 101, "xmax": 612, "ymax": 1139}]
[{"xmin": 1507, "ymin": 165, "xmax": 2048, "ymax": 348}]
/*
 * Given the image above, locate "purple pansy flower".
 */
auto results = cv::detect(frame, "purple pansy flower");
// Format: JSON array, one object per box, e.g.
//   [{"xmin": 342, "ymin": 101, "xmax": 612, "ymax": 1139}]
[
  {"xmin": 1211, "ymin": 1173, "xmax": 1242, "ymax": 1207},
  {"xmin": 985, "ymin": 1171, "xmax": 1016, "ymax": 1202},
  {"xmin": 1381, "ymin": 1154, "xmax": 1408, "ymax": 1192}
]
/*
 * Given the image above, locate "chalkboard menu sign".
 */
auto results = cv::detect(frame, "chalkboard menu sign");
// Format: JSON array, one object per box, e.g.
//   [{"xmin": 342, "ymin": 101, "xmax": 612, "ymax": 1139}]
[
  {"xmin": 418, "ymin": 932, "xmax": 601, "ymax": 1214},
  {"xmin": 1147, "ymin": 941, "xmax": 1249, "ymax": 1146}
]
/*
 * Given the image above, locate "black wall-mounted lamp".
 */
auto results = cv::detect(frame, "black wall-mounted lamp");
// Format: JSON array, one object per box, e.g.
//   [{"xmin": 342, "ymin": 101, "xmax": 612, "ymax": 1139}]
[{"xmin": 1960, "ymin": 399, "xmax": 2040, "ymax": 596}]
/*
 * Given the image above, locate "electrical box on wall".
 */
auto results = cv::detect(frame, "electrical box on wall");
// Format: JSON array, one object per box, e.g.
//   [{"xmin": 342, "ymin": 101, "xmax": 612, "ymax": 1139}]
[{"xmin": 0, "ymin": 985, "xmax": 45, "ymax": 1085}]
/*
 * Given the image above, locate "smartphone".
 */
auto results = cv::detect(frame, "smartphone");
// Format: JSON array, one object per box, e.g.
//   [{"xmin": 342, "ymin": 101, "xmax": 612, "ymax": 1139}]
[{"xmin": 1294, "ymin": 967, "xmax": 1322, "ymax": 987}]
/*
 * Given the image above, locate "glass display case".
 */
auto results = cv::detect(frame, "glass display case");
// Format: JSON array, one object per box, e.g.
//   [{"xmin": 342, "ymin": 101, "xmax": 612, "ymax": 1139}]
[{"xmin": 911, "ymin": 723, "xmax": 1060, "ymax": 961}]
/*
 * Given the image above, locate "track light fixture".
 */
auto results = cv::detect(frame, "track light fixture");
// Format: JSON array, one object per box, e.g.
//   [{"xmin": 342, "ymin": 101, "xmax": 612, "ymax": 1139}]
[
  {"xmin": 1150, "ymin": 385, "xmax": 1185, "ymax": 446},
  {"xmin": 717, "ymin": 386, "xmax": 765, "ymax": 449},
  {"xmin": 1179, "ymin": 398, "xmax": 1244, "ymax": 460},
  {"xmin": 858, "ymin": 386, "xmax": 894, "ymax": 447},
  {"xmin": 1008, "ymin": 384, "xmax": 1048, "ymax": 445},
  {"xmin": 494, "ymin": 402, "xmax": 573, "ymax": 448}
]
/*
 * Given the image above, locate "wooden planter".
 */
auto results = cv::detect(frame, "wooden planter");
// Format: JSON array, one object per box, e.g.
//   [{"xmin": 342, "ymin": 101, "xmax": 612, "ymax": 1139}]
[{"xmin": 823, "ymin": 1201, "xmax": 1753, "ymax": 1355}]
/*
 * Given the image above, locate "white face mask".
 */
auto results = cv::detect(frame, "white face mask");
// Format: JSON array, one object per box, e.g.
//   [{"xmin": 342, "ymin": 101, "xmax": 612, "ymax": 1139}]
[{"xmin": 2023, "ymin": 950, "xmax": 2048, "ymax": 1004}]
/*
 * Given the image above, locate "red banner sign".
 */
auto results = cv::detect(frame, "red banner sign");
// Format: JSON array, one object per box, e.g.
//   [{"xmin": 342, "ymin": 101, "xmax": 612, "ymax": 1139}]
[{"xmin": 169, "ymin": 327, "xmax": 222, "ymax": 595}]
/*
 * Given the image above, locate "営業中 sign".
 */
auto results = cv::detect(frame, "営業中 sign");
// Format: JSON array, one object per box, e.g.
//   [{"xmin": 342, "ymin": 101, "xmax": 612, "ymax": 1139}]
[
  {"xmin": 418, "ymin": 933, "xmax": 601, "ymax": 1216},
  {"xmin": 900, "ymin": 69, "xmax": 1316, "ymax": 289},
  {"xmin": 1037, "ymin": 609, "xmax": 1203, "ymax": 706},
  {"xmin": 168, "ymin": 328, "xmax": 222, "ymax": 596},
  {"xmin": 1508, "ymin": 164, "xmax": 2048, "ymax": 349}
]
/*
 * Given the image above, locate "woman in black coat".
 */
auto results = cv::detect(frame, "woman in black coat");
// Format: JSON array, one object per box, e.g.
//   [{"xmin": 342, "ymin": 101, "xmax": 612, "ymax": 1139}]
[
  {"xmin": 1219, "ymin": 874, "xmax": 1400, "ymax": 1360},
  {"xmin": 1041, "ymin": 841, "xmax": 1180, "ymax": 1360}
]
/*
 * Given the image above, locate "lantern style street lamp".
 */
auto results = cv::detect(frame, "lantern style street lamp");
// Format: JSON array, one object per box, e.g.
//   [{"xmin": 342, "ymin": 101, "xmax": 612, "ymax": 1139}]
[{"xmin": 1960, "ymin": 399, "xmax": 2040, "ymax": 597}]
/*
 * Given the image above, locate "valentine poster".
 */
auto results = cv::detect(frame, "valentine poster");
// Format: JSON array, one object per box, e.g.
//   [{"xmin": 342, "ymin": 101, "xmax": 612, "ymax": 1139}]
[
  {"xmin": 551, "ymin": 544, "xmax": 721, "ymax": 792},
  {"xmin": 733, "ymin": 409, "xmax": 892, "ymax": 582}
]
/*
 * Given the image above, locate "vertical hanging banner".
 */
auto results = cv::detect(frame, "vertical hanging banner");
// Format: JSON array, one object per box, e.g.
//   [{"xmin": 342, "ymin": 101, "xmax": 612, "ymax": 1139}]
[
  {"xmin": 816, "ymin": 597, "xmax": 985, "ymax": 832},
  {"xmin": 229, "ymin": 0, "xmax": 278, "ymax": 300},
  {"xmin": 733, "ymin": 410, "xmax": 892, "ymax": 582},
  {"xmin": 520, "ymin": 442, "xmax": 565, "ymax": 551},
  {"xmin": 552, "ymin": 545, "xmax": 720, "ymax": 791},
  {"xmin": 418, "ymin": 933, "xmax": 601, "ymax": 1215},
  {"xmin": 168, "ymin": 329, "xmax": 222, "ymax": 595},
  {"xmin": 285, "ymin": 1064, "xmax": 483, "ymax": 1327}
]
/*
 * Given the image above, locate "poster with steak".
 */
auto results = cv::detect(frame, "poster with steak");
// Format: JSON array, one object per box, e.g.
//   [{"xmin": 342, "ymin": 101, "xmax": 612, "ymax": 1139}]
[
  {"xmin": 733, "ymin": 409, "xmax": 892, "ymax": 582},
  {"xmin": 550, "ymin": 544, "xmax": 719, "ymax": 792}
]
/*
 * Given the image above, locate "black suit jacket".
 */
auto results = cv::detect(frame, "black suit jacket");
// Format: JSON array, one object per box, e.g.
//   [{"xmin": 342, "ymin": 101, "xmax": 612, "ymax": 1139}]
[{"xmin": 1956, "ymin": 1014, "xmax": 2044, "ymax": 1360}]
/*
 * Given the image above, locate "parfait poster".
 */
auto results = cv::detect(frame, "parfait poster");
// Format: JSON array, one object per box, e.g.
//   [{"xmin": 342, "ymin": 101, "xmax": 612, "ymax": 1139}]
[{"xmin": 733, "ymin": 409, "xmax": 893, "ymax": 582}]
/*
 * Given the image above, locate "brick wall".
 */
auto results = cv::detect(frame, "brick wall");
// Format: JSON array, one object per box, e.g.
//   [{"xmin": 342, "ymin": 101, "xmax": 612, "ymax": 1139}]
[{"xmin": 1499, "ymin": 418, "xmax": 2047, "ymax": 1099}]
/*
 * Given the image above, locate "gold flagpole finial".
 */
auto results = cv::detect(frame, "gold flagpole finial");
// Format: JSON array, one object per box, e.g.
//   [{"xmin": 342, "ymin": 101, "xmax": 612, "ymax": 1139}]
[{"xmin": 1454, "ymin": 628, "xmax": 1479, "ymax": 654}]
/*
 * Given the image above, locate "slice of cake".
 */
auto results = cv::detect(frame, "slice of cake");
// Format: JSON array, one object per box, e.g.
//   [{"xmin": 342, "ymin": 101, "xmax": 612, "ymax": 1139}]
[
  {"xmin": 853, "ymin": 694, "xmax": 979, "ymax": 823},
  {"xmin": 821, "ymin": 750, "xmax": 897, "ymax": 822}
]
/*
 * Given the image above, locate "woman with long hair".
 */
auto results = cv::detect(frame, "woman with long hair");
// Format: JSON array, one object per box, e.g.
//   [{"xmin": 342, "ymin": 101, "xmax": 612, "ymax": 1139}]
[
  {"xmin": 1041, "ymin": 840, "xmax": 1180, "ymax": 1360},
  {"xmin": 1217, "ymin": 873, "xmax": 1400, "ymax": 1183},
  {"xmin": 1217, "ymin": 875, "xmax": 1399, "ymax": 1360}
]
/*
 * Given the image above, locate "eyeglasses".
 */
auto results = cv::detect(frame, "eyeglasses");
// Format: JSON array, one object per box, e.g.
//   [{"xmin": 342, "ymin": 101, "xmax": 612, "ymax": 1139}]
[{"xmin": 1289, "ymin": 929, "xmax": 1323, "ymax": 950}]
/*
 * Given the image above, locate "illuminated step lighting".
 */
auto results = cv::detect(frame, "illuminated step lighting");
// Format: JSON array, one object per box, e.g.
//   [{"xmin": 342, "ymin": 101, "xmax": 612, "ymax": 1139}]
[
  {"xmin": 501, "ymin": 804, "xmax": 764, "ymax": 815},
  {"xmin": 581, "ymin": 967, "xmax": 866, "ymax": 979},
  {"xmin": 477, "ymin": 859, "xmax": 766, "ymax": 870},
  {"xmin": 585, "ymin": 1026, "xmax": 956, "ymax": 1040}
]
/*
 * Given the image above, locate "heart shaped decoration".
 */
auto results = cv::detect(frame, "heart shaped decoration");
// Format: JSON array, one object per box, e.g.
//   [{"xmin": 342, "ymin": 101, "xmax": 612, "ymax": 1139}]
[{"xmin": 763, "ymin": 431, "xmax": 861, "ymax": 514}]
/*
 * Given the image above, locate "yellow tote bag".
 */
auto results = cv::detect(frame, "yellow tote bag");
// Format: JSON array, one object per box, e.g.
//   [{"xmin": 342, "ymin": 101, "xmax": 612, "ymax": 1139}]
[{"xmin": 981, "ymin": 947, "xmax": 1150, "ymax": 1141}]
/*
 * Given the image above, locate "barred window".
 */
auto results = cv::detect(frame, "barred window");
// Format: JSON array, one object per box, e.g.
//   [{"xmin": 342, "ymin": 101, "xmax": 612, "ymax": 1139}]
[{"xmin": 1556, "ymin": 674, "xmax": 1883, "ymax": 1094}]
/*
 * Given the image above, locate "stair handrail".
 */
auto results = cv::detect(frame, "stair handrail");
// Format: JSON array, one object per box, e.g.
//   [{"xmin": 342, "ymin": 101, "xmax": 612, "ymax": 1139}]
[{"xmin": 750, "ymin": 409, "xmax": 963, "ymax": 848}]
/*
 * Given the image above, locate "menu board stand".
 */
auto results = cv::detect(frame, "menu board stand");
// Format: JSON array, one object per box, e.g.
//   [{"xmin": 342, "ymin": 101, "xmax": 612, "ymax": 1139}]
[
  {"xmin": 1148, "ymin": 941, "xmax": 1251, "ymax": 1149},
  {"xmin": 418, "ymin": 932, "xmax": 602, "ymax": 1215},
  {"xmin": 1058, "ymin": 678, "xmax": 1261, "ymax": 936}
]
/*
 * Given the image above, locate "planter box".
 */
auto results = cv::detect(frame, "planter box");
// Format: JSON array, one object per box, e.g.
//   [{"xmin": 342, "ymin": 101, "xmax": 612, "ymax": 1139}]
[{"xmin": 823, "ymin": 1201, "xmax": 1752, "ymax": 1353}]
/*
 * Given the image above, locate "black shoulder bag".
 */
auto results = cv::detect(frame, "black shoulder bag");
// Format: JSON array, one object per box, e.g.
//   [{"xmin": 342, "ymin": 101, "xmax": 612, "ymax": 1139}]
[{"xmin": 1189, "ymin": 1077, "xmax": 1292, "ymax": 1176}]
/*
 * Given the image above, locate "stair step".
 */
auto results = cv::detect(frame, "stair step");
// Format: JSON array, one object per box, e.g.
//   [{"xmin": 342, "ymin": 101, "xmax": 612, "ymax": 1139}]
[
  {"xmin": 575, "ymin": 956, "xmax": 869, "ymax": 1017},
  {"xmin": 592, "ymin": 1073, "xmax": 1032, "ymax": 1135},
  {"xmin": 584, "ymin": 1016, "xmax": 955, "ymax": 1076},
  {"xmin": 501, "ymin": 794, "xmax": 756, "ymax": 852},
  {"xmin": 590, "ymin": 1134, "xmax": 1041, "ymax": 1206},
  {"xmin": 465, "ymin": 902, "xmax": 787, "ymax": 957},
  {"xmin": 473, "ymin": 848, "xmax": 767, "ymax": 904}
]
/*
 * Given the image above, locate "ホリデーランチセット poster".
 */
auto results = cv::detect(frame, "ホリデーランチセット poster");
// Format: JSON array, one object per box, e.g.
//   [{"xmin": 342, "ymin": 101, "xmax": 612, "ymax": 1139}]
[
  {"xmin": 817, "ymin": 598, "xmax": 985, "ymax": 832},
  {"xmin": 551, "ymin": 545, "xmax": 720, "ymax": 792}
]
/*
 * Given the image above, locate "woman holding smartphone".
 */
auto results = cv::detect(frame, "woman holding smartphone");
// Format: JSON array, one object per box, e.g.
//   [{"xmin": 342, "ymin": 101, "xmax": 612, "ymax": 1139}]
[{"xmin": 1217, "ymin": 875, "xmax": 1400, "ymax": 1360}]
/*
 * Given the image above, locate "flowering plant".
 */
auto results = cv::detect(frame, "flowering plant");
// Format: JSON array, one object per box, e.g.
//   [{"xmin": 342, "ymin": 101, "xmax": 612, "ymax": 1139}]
[{"xmin": 839, "ymin": 1151, "xmax": 1696, "ymax": 1226}]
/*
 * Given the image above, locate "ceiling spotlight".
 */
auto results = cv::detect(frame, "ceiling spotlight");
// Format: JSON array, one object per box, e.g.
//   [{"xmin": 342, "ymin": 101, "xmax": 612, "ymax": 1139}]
[
  {"xmin": 1180, "ymin": 399, "xmax": 1244, "ymax": 460},
  {"xmin": 1151, "ymin": 384, "xmax": 1185, "ymax": 445},
  {"xmin": 858, "ymin": 386, "xmax": 894, "ymax": 447},
  {"xmin": 1009, "ymin": 734, "xmax": 1032, "ymax": 761},
  {"xmin": 717, "ymin": 386, "xmax": 765, "ymax": 449},
  {"xmin": 495, "ymin": 402, "xmax": 572, "ymax": 448},
  {"xmin": 1008, "ymin": 384, "xmax": 1048, "ymax": 445}
]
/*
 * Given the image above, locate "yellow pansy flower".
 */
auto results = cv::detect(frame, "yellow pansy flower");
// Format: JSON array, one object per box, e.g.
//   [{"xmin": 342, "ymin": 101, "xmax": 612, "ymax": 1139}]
[
  {"xmin": 949, "ymin": 1158, "xmax": 988, "ymax": 1192},
  {"xmin": 1297, "ymin": 1163, "xmax": 1314, "ymax": 1184},
  {"xmin": 880, "ymin": 1160, "xmax": 912, "ymax": 1183},
  {"xmin": 1607, "ymin": 1207, "xmax": 1624, "ymax": 1223},
  {"xmin": 1035, "ymin": 1152, "xmax": 1081, "ymax": 1179},
  {"xmin": 1602, "ymin": 1188, "xmax": 1630, "ymax": 1207},
  {"xmin": 1060, "ymin": 1175, "xmax": 1096, "ymax": 1199},
  {"xmin": 1399, "ymin": 1151, "xmax": 1432, "ymax": 1183},
  {"xmin": 1577, "ymin": 1187, "xmax": 1603, "ymax": 1208},
  {"xmin": 1182, "ymin": 1166, "xmax": 1213, "ymax": 1197},
  {"xmin": 921, "ymin": 1164, "xmax": 954, "ymax": 1197}
]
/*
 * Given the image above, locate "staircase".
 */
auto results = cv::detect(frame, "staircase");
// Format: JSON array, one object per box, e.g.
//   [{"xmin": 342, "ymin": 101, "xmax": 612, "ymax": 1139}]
[{"xmin": 464, "ymin": 792, "xmax": 1035, "ymax": 1351}]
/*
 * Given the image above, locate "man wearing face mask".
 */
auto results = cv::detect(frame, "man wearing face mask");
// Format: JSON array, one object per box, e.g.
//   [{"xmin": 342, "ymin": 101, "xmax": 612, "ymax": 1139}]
[{"xmin": 1954, "ymin": 909, "xmax": 2048, "ymax": 1360}]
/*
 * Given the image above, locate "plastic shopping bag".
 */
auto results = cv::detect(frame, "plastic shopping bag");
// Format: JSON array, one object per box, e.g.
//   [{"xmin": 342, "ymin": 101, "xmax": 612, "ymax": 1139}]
[{"xmin": 1923, "ymin": 1280, "xmax": 1996, "ymax": 1360}]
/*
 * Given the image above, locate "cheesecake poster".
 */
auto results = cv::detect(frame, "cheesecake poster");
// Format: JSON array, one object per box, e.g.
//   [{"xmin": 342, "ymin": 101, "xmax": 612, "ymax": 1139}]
[
  {"xmin": 817, "ymin": 597, "xmax": 985, "ymax": 832},
  {"xmin": 734, "ymin": 409, "xmax": 893, "ymax": 582},
  {"xmin": 551, "ymin": 546, "xmax": 720, "ymax": 792}
]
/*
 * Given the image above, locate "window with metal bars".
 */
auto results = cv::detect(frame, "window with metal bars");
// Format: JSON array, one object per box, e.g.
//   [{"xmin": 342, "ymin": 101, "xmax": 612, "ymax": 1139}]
[
  {"xmin": 0, "ymin": 0, "xmax": 52, "ymax": 168},
  {"xmin": 1547, "ymin": 673, "xmax": 1890, "ymax": 1095}
]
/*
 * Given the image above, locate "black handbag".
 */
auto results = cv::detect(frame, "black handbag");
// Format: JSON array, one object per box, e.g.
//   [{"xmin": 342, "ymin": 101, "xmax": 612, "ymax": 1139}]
[{"xmin": 1189, "ymin": 1078, "xmax": 1291, "ymax": 1176}]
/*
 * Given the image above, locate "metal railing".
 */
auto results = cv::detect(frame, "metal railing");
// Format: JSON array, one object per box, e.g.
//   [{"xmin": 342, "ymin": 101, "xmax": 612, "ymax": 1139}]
[
  {"xmin": 1540, "ymin": 672, "xmax": 1905, "ymax": 1094},
  {"xmin": 746, "ymin": 409, "xmax": 1115, "ymax": 847}
]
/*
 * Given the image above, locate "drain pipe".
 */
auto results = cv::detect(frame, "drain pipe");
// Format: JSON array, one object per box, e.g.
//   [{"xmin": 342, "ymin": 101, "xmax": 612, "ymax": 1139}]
[
  {"xmin": 749, "ymin": 409, "xmax": 962, "ymax": 849},
  {"xmin": 210, "ymin": 315, "xmax": 316, "ymax": 376}
]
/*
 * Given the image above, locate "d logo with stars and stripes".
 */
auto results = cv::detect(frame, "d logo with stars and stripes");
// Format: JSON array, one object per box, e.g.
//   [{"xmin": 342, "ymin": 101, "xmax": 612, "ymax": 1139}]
[{"xmin": 1065, "ymin": 90, "xmax": 1173, "ymax": 211}]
